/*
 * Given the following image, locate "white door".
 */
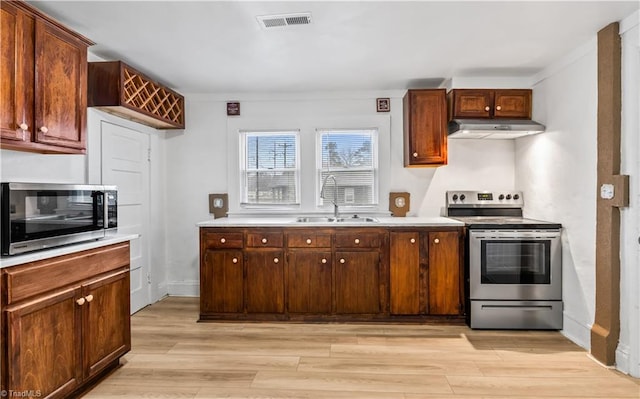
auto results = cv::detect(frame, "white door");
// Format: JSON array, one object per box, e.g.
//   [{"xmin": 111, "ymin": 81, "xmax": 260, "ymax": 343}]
[{"xmin": 101, "ymin": 121, "xmax": 151, "ymax": 314}]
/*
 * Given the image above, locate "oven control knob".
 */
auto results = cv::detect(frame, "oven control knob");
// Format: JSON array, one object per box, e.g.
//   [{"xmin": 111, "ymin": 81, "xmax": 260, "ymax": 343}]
[
  {"xmin": 513, "ymin": 194, "xmax": 520, "ymax": 200},
  {"xmin": 499, "ymin": 194, "xmax": 505, "ymax": 200},
  {"xmin": 452, "ymin": 194, "xmax": 459, "ymax": 201},
  {"xmin": 459, "ymin": 194, "xmax": 466, "ymax": 201},
  {"xmin": 506, "ymin": 194, "xmax": 512, "ymax": 200}
]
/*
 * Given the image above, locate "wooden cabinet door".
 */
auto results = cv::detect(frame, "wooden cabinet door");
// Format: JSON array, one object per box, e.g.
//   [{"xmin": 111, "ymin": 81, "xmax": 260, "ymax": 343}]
[
  {"xmin": 200, "ymin": 249, "xmax": 244, "ymax": 313},
  {"xmin": 4, "ymin": 287, "xmax": 82, "ymax": 398},
  {"xmin": 493, "ymin": 89, "xmax": 532, "ymax": 119},
  {"xmin": 335, "ymin": 251, "xmax": 380, "ymax": 314},
  {"xmin": 403, "ymin": 89, "xmax": 447, "ymax": 166},
  {"xmin": 0, "ymin": 2, "xmax": 33, "ymax": 142},
  {"xmin": 427, "ymin": 231, "xmax": 462, "ymax": 315},
  {"xmin": 33, "ymin": 19, "xmax": 87, "ymax": 150},
  {"xmin": 449, "ymin": 89, "xmax": 493, "ymax": 119},
  {"xmin": 82, "ymin": 269, "xmax": 131, "ymax": 379},
  {"xmin": 245, "ymin": 250, "xmax": 284, "ymax": 313},
  {"xmin": 287, "ymin": 250, "xmax": 332, "ymax": 313},
  {"xmin": 390, "ymin": 232, "xmax": 421, "ymax": 315}
]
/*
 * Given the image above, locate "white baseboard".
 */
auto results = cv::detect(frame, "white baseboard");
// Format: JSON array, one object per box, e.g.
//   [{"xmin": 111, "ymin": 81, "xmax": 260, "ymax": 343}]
[
  {"xmin": 616, "ymin": 343, "xmax": 631, "ymax": 375},
  {"xmin": 561, "ymin": 312, "xmax": 591, "ymax": 350},
  {"xmin": 167, "ymin": 280, "xmax": 199, "ymax": 297}
]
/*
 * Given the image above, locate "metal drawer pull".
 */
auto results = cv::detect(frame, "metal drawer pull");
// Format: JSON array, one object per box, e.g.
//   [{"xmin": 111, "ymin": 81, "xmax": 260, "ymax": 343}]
[
  {"xmin": 340, "ymin": 258, "xmax": 346, "ymax": 264},
  {"xmin": 262, "ymin": 238, "xmax": 268, "ymax": 244},
  {"xmin": 273, "ymin": 258, "xmax": 279, "ymax": 264},
  {"xmin": 232, "ymin": 257, "xmax": 238, "ymax": 264},
  {"xmin": 220, "ymin": 238, "xmax": 226, "ymax": 243},
  {"xmin": 410, "ymin": 238, "xmax": 416, "ymax": 244},
  {"xmin": 85, "ymin": 294, "xmax": 94, "ymax": 302},
  {"xmin": 76, "ymin": 297, "xmax": 86, "ymax": 306},
  {"xmin": 321, "ymin": 258, "xmax": 327, "ymax": 264},
  {"xmin": 306, "ymin": 238, "xmax": 312, "ymax": 244}
]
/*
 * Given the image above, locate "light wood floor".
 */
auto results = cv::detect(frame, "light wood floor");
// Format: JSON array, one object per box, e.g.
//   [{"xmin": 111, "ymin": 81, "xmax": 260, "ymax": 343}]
[{"xmin": 84, "ymin": 297, "xmax": 639, "ymax": 398}]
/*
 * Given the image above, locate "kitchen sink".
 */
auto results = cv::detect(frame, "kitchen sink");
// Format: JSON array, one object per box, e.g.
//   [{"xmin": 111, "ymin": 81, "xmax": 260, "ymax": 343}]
[{"xmin": 295, "ymin": 216, "xmax": 379, "ymax": 224}]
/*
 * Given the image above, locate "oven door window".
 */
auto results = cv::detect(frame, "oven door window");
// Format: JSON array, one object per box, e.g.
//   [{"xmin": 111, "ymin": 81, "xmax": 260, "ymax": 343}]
[
  {"xmin": 9, "ymin": 189, "xmax": 104, "ymax": 242},
  {"xmin": 480, "ymin": 240, "xmax": 551, "ymax": 284}
]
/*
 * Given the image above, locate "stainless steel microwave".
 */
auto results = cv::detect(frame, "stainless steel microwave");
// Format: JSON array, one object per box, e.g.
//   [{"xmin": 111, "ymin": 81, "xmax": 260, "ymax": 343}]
[{"xmin": 1, "ymin": 183, "xmax": 117, "ymax": 256}]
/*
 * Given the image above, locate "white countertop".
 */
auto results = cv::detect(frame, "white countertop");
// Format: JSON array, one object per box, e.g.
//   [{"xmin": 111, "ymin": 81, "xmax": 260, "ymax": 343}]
[
  {"xmin": 197, "ymin": 216, "xmax": 464, "ymax": 227},
  {"xmin": 0, "ymin": 234, "xmax": 139, "ymax": 269}
]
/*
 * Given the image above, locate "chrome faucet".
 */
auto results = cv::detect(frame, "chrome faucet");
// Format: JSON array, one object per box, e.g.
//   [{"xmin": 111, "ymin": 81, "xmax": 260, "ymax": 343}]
[{"xmin": 320, "ymin": 174, "xmax": 339, "ymax": 218}]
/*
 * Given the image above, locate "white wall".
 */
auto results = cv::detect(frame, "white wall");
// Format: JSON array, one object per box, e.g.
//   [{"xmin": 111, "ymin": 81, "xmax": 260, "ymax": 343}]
[
  {"xmin": 0, "ymin": 150, "xmax": 86, "ymax": 183},
  {"xmin": 516, "ymin": 12, "xmax": 640, "ymax": 377},
  {"xmin": 163, "ymin": 91, "xmax": 516, "ymax": 295},
  {"xmin": 516, "ymin": 38, "xmax": 598, "ymax": 349},
  {"xmin": 618, "ymin": 11, "xmax": 640, "ymax": 378}
]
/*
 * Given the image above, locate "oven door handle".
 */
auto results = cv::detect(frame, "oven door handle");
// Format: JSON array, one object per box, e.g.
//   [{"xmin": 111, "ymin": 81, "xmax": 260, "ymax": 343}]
[{"xmin": 481, "ymin": 304, "xmax": 554, "ymax": 310}]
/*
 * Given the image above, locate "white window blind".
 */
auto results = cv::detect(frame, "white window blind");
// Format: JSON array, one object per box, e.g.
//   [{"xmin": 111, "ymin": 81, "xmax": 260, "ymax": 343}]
[
  {"xmin": 317, "ymin": 129, "xmax": 378, "ymax": 207},
  {"xmin": 240, "ymin": 131, "xmax": 299, "ymax": 205}
]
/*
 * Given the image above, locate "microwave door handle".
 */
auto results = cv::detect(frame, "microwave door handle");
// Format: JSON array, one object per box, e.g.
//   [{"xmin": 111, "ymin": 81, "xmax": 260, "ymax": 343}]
[{"xmin": 94, "ymin": 191, "xmax": 105, "ymax": 228}]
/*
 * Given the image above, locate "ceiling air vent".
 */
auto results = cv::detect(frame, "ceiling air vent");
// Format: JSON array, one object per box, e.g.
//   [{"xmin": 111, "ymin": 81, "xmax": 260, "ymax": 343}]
[{"xmin": 257, "ymin": 12, "xmax": 312, "ymax": 29}]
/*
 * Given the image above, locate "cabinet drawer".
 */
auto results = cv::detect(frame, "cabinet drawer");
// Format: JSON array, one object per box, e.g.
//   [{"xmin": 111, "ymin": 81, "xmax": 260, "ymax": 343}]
[
  {"xmin": 246, "ymin": 232, "xmax": 284, "ymax": 248},
  {"xmin": 202, "ymin": 231, "xmax": 243, "ymax": 249},
  {"xmin": 3, "ymin": 242, "xmax": 130, "ymax": 305},
  {"xmin": 334, "ymin": 232, "xmax": 381, "ymax": 248},
  {"xmin": 287, "ymin": 232, "xmax": 331, "ymax": 248}
]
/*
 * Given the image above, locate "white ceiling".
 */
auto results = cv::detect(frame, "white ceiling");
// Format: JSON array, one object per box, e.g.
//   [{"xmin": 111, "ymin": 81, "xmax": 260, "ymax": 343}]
[{"xmin": 28, "ymin": 1, "xmax": 639, "ymax": 94}]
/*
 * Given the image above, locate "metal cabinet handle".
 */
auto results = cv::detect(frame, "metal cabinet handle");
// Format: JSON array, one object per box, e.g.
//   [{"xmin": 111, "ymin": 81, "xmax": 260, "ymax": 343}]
[
  {"xmin": 39, "ymin": 126, "xmax": 48, "ymax": 133},
  {"xmin": 340, "ymin": 258, "xmax": 346, "ymax": 264},
  {"xmin": 484, "ymin": 106, "xmax": 490, "ymax": 112},
  {"xmin": 232, "ymin": 257, "xmax": 238, "ymax": 264},
  {"xmin": 273, "ymin": 257, "xmax": 279, "ymax": 264},
  {"xmin": 410, "ymin": 238, "xmax": 416, "ymax": 244},
  {"xmin": 496, "ymin": 105, "xmax": 502, "ymax": 111},
  {"xmin": 19, "ymin": 123, "xmax": 28, "ymax": 130},
  {"xmin": 76, "ymin": 297, "xmax": 86, "ymax": 306},
  {"xmin": 220, "ymin": 238, "xmax": 226, "ymax": 243},
  {"xmin": 354, "ymin": 238, "xmax": 360, "ymax": 244},
  {"xmin": 261, "ymin": 238, "xmax": 268, "ymax": 244},
  {"xmin": 85, "ymin": 294, "xmax": 94, "ymax": 302},
  {"xmin": 434, "ymin": 238, "xmax": 440, "ymax": 244},
  {"xmin": 321, "ymin": 258, "xmax": 327, "ymax": 264},
  {"xmin": 306, "ymin": 238, "xmax": 312, "ymax": 244}
]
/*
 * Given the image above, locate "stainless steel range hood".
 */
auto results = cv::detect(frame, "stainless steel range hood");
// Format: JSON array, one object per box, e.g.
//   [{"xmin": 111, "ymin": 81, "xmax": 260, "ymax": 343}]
[{"xmin": 448, "ymin": 119, "xmax": 545, "ymax": 139}]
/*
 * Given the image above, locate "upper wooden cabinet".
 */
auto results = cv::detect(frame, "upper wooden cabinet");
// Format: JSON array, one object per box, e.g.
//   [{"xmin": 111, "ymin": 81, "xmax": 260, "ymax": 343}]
[
  {"xmin": 88, "ymin": 61, "xmax": 185, "ymax": 129},
  {"xmin": 447, "ymin": 89, "xmax": 532, "ymax": 120},
  {"xmin": 403, "ymin": 89, "xmax": 448, "ymax": 167},
  {"xmin": 0, "ymin": 0, "xmax": 93, "ymax": 154}
]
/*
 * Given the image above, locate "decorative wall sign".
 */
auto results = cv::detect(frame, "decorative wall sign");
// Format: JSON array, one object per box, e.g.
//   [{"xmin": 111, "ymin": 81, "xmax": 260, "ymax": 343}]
[
  {"xmin": 376, "ymin": 98, "xmax": 390, "ymax": 112},
  {"xmin": 227, "ymin": 102, "xmax": 240, "ymax": 116}
]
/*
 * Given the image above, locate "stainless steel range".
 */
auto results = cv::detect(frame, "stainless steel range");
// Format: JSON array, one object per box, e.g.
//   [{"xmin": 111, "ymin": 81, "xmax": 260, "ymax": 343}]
[{"xmin": 446, "ymin": 190, "xmax": 563, "ymax": 330}]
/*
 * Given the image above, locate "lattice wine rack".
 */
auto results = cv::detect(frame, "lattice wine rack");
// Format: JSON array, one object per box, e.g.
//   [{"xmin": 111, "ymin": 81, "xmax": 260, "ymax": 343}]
[{"xmin": 88, "ymin": 61, "xmax": 185, "ymax": 129}]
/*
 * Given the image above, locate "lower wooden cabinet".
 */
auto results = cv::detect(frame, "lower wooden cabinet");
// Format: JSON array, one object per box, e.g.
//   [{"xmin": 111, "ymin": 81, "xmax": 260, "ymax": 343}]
[
  {"xmin": 1, "ymin": 242, "xmax": 131, "ymax": 398},
  {"xmin": 287, "ymin": 250, "xmax": 332, "ymax": 313},
  {"xmin": 199, "ymin": 226, "xmax": 463, "ymax": 321},
  {"xmin": 200, "ymin": 249, "xmax": 244, "ymax": 313},
  {"xmin": 428, "ymin": 231, "xmax": 462, "ymax": 315},
  {"xmin": 389, "ymin": 231, "xmax": 422, "ymax": 315},
  {"xmin": 245, "ymin": 250, "xmax": 284, "ymax": 313},
  {"xmin": 335, "ymin": 251, "xmax": 381, "ymax": 314}
]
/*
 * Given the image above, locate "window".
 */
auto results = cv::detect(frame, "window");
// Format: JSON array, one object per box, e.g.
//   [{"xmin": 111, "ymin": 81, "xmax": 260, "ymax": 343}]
[
  {"xmin": 317, "ymin": 129, "xmax": 378, "ymax": 207},
  {"xmin": 240, "ymin": 131, "xmax": 299, "ymax": 205}
]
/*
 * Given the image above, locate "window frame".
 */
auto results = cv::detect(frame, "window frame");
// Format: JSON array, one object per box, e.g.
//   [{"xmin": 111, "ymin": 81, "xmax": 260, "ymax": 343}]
[
  {"xmin": 315, "ymin": 128, "xmax": 380, "ymax": 209},
  {"xmin": 239, "ymin": 130, "xmax": 301, "ymax": 207}
]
